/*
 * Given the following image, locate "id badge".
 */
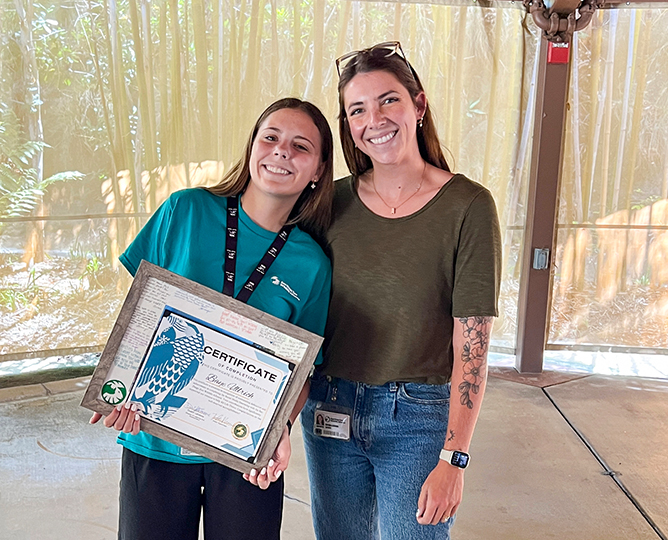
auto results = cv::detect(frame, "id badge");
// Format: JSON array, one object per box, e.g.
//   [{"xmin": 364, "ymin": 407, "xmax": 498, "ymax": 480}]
[{"xmin": 313, "ymin": 402, "xmax": 352, "ymax": 441}]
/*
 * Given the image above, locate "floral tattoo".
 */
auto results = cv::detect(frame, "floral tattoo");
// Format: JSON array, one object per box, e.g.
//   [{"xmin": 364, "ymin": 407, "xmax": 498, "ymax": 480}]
[{"xmin": 458, "ymin": 317, "xmax": 492, "ymax": 409}]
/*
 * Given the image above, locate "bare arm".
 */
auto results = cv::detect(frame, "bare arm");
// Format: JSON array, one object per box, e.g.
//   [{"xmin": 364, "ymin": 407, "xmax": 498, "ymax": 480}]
[
  {"xmin": 447, "ymin": 316, "xmax": 493, "ymax": 452},
  {"xmin": 416, "ymin": 316, "xmax": 493, "ymax": 525},
  {"xmin": 244, "ymin": 379, "xmax": 311, "ymax": 488},
  {"xmin": 288, "ymin": 378, "xmax": 311, "ymax": 425}
]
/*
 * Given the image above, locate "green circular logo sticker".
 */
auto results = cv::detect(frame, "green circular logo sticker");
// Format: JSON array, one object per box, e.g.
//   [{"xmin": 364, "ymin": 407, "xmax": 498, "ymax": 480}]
[
  {"xmin": 232, "ymin": 423, "xmax": 249, "ymax": 440},
  {"xmin": 101, "ymin": 380, "xmax": 127, "ymax": 405}
]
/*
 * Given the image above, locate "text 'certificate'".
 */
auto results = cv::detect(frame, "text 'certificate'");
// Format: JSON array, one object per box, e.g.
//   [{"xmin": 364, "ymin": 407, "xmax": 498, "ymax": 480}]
[{"xmin": 129, "ymin": 306, "xmax": 292, "ymax": 461}]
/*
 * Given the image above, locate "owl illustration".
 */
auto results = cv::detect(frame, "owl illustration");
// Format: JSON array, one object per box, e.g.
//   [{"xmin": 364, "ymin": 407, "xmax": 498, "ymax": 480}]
[{"xmin": 132, "ymin": 314, "xmax": 204, "ymax": 420}]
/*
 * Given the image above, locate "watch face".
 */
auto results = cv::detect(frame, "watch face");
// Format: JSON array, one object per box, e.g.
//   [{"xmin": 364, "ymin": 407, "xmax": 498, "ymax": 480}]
[{"xmin": 451, "ymin": 451, "xmax": 469, "ymax": 468}]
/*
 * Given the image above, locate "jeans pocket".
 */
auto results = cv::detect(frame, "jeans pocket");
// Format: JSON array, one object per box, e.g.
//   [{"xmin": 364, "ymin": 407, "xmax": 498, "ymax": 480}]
[{"xmin": 398, "ymin": 382, "xmax": 451, "ymax": 405}]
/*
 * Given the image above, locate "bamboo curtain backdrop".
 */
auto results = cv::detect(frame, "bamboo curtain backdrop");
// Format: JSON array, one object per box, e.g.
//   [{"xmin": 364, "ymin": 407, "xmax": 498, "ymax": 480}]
[
  {"xmin": 552, "ymin": 9, "xmax": 668, "ymax": 351},
  {"xmin": 3, "ymin": 0, "xmax": 666, "ymax": 362},
  {"xmin": 0, "ymin": 0, "xmax": 538, "ymax": 359}
]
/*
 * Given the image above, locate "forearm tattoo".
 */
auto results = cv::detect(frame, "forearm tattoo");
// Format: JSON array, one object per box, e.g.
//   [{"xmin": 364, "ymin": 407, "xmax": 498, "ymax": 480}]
[{"xmin": 457, "ymin": 316, "xmax": 492, "ymax": 409}]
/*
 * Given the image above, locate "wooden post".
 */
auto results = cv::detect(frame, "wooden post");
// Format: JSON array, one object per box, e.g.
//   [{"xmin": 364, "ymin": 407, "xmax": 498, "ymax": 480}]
[{"xmin": 515, "ymin": 36, "xmax": 571, "ymax": 373}]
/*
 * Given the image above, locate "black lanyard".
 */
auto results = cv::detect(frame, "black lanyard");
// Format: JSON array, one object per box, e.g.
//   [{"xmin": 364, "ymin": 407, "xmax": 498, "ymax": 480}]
[{"xmin": 222, "ymin": 195, "xmax": 294, "ymax": 303}]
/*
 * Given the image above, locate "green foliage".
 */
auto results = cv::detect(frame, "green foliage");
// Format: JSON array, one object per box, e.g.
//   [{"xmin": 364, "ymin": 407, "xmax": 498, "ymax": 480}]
[
  {"xmin": 0, "ymin": 102, "xmax": 85, "ymax": 219},
  {"xmin": 630, "ymin": 192, "xmax": 661, "ymax": 211},
  {"xmin": 79, "ymin": 255, "xmax": 107, "ymax": 290},
  {"xmin": 0, "ymin": 266, "xmax": 42, "ymax": 311},
  {"xmin": 466, "ymin": 98, "xmax": 486, "ymax": 118},
  {"xmin": 0, "ymin": 288, "xmax": 31, "ymax": 311}
]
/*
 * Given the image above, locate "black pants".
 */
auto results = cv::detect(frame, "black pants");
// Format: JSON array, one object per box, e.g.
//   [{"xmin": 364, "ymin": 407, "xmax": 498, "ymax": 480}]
[{"xmin": 118, "ymin": 448, "xmax": 284, "ymax": 540}]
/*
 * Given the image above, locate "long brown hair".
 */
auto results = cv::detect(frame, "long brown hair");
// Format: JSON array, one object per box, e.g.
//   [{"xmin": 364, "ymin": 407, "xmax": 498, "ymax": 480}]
[
  {"xmin": 337, "ymin": 47, "xmax": 450, "ymax": 177},
  {"xmin": 206, "ymin": 98, "xmax": 334, "ymax": 239}
]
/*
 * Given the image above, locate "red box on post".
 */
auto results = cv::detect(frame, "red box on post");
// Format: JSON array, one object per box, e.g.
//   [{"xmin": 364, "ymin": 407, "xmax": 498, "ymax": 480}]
[{"xmin": 548, "ymin": 41, "xmax": 570, "ymax": 64}]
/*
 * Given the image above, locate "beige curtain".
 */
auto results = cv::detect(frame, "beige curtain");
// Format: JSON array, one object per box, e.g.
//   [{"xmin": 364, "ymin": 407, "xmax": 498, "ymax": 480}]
[{"xmin": 551, "ymin": 9, "xmax": 668, "ymax": 349}]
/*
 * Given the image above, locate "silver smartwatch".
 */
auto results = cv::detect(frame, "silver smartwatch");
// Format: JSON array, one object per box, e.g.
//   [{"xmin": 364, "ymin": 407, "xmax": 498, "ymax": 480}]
[{"xmin": 439, "ymin": 449, "xmax": 470, "ymax": 469}]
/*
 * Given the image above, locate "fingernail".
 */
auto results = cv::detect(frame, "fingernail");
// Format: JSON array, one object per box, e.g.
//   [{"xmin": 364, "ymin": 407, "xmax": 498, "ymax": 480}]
[
  {"xmin": 416, "ymin": 509, "xmax": 421, "ymax": 517},
  {"xmin": 135, "ymin": 414, "xmax": 140, "ymax": 421},
  {"xmin": 131, "ymin": 404, "xmax": 137, "ymax": 411},
  {"xmin": 275, "ymin": 470, "xmax": 282, "ymax": 479},
  {"xmin": 116, "ymin": 405, "xmax": 122, "ymax": 411},
  {"xmin": 261, "ymin": 468, "xmax": 267, "ymax": 476},
  {"xmin": 268, "ymin": 459, "xmax": 275, "ymax": 467},
  {"xmin": 243, "ymin": 474, "xmax": 249, "ymax": 480},
  {"xmin": 124, "ymin": 401, "xmax": 131, "ymax": 409},
  {"xmin": 250, "ymin": 469, "xmax": 257, "ymax": 477}
]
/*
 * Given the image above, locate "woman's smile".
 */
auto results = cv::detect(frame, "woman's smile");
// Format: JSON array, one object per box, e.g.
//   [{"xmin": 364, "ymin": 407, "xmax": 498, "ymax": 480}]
[
  {"xmin": 367, "ymin": 130, "xmax": 398, "ymax": 145},
  {"xmin": 263, "ymin": 163, "xmax": 293, "ymax": 176}
]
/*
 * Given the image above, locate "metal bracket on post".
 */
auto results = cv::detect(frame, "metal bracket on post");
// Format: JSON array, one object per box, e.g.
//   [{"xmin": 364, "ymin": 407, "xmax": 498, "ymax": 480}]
[
  {"xmin": 532, "ymin": 248, "xmax": 550, "ymax": 270},
  {"xmin": 523, "ymin": 0, "xmax": 605, "ymax": 42}
]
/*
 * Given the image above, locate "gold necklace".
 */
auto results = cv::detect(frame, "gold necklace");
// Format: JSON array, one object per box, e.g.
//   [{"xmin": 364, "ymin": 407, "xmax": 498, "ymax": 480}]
[{"xmin": 370, "ymin": 163, "xmax": 427, "ymax": 215}]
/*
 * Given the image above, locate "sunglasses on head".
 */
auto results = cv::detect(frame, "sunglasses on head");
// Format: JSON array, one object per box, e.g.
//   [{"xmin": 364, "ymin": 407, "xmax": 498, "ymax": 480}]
[{"xmin": 335, "ymin": 41, "xmax": 415, "ymax": 81}]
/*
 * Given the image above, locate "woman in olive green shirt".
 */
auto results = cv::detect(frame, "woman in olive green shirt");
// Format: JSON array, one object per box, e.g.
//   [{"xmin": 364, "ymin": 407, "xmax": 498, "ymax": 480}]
[{"xmin": 302, "ymin": 42, "xmax": 502, "ymax": 540}]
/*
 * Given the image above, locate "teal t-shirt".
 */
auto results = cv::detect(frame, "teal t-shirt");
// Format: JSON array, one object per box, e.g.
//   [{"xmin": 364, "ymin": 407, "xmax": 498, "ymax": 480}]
[{"xmin": 117, "ymin": 188, "xmax": 331, "ymax": 463}]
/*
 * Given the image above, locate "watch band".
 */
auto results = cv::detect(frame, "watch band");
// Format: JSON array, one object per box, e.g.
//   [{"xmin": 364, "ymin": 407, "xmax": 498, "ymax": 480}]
[{"xmin": 439, "ymin": 449, "xmax": 470, "ymax": 469}]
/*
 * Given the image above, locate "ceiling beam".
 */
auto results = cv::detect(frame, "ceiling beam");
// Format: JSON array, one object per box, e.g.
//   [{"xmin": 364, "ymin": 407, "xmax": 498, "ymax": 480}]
[{"xmin": 490, "ymin": 0, "xmax": 668, "ymax": 5}]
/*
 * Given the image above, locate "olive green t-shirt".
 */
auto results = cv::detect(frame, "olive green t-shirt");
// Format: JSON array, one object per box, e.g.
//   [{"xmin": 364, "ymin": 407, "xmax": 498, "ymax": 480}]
[{"xmin": 321, "ymin": 174, "xmax": 502, "ymax": 385}]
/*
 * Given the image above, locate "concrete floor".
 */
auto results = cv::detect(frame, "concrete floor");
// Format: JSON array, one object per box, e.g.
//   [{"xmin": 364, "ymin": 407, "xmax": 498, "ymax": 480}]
[{"xmin": 1, "ymin": 371, "xmax": 666, "ymax": 540}]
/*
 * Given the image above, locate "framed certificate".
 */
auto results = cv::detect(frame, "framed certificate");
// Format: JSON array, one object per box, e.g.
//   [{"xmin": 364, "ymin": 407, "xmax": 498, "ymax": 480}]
[{"xmin": 81, "ymin": 261, "xmax": 323, "ymax": 474}]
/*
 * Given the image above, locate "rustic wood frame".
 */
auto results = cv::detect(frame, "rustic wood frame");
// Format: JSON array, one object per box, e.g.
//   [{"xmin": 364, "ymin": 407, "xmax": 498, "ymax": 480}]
[{"xmin": 81, "ymin": 260, "xmax": 322, "ymax": 473}]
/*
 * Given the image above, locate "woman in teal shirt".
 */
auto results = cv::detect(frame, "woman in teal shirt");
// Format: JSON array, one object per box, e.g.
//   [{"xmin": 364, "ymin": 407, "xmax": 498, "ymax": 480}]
[{"xmin": 90, "ymin": 98, "xmax": 334, "ymax": 540}]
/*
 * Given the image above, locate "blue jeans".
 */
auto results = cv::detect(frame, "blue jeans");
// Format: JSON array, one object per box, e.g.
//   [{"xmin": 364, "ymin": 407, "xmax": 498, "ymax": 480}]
[{"xmin": 302, "ymin": 372, "xmax": 454, "ymax": 540}]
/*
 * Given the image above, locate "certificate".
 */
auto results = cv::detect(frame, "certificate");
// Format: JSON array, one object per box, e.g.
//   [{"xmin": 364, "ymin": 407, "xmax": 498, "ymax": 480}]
[{"xmin": 81, "ymin": 261, "xmax": 323, "ymax": 473}]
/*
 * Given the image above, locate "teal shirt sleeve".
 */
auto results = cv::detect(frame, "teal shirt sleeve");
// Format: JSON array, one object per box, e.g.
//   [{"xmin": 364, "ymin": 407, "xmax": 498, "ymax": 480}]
[{"xmin": 119, "ymin": 195, "xmax": 175, "ymax": 276}]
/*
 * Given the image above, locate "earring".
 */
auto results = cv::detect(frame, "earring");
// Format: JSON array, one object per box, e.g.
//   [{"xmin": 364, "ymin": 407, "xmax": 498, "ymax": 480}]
[
  {"xmin": 310, "ymin": 181, "xmax": 317, "ymax": 189},
  {"xmin": 417, "ymin": 117, "xmax": 424, "ymax": 128}
]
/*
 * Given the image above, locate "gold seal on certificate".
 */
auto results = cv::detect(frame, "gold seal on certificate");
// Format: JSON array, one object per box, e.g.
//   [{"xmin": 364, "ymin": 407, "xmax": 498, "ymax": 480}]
[{"xmin": 81, "ymin": 261, "xmax": 323, "ymax": 473}]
